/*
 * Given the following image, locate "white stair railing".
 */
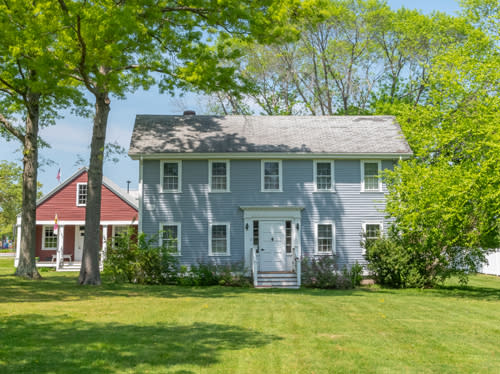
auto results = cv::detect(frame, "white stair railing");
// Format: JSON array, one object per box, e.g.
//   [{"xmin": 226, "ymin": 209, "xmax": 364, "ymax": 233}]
[{"xmin": 252, "ymin": 248, "xmax": 259, "ymax": 287}]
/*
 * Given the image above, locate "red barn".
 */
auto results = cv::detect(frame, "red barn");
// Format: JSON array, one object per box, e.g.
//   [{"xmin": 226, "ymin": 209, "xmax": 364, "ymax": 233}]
[{"xmin": 14, "ymin": 167, "xmax": 138, "ymax": 271}]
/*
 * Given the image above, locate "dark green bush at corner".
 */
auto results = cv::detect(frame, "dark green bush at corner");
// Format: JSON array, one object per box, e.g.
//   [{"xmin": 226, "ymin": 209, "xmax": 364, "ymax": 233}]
[
  {"xmin": 103, "ymin": 228, "xmax": 178, "ymax": 285},
  {"xmin": 301, "ymin": 255, "xmax": 363, "ymax": 289},
  {"xmin": 362, "ymin": 225, "xmax": 471, "ymax": 288}
]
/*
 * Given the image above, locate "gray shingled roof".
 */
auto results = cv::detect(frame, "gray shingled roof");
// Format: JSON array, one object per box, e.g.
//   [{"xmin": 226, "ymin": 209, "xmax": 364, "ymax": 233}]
[{"xmin": 128, "ymin": 115, "xmax": 412, "ymax": 157}]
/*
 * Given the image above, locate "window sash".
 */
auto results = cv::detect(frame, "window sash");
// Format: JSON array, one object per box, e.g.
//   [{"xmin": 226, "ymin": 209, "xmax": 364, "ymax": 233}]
[
  {"xmin": 316, "ymin": 162, "xmax": 332, "ymax": 190},
  {"xmin": 163, "ymin": 162, "xmax": 179, "ymax": 191},
  {"xmin": 285, "ymin": 220, "xmax": 292, "ymax": 254},
  {"xmin": 77, "ymin": 184, "xmax": 87, "ymax": 205},
  {"xmin": 211, "ymin": 225, "xmax": 228, "ymax": 254},
  {"xmin": 43, "ymin": 227, "xmax": 57, "ymax": 249},
  {"xmin": 263, "ymin": 162, "xmax": 280, "ymax": 190},
  {"xmin": 365, "ymin": 224, "xmax": 381, "ymax": 240},
  {"xmin": 317, "ymin": 224, "xmax": 333, "ymax": 253},
  {"xmin": 162, "ymin": 225, "xmax": 179, "ymax": 253},
  {"xmin": 363, "ymin": 162, "xmax": 379, "ymax": 191},
  {"xmin": 211, "ymin": 161, "xmax": 228, "ymax": 191}
]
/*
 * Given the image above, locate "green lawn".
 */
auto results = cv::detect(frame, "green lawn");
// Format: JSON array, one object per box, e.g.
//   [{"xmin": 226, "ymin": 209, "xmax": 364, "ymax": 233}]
[{"xmin": 0, "ymin": 259, "xmax": 499, "ymax": 374}]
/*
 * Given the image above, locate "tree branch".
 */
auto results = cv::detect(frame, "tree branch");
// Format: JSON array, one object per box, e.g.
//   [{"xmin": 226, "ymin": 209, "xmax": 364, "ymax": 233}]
[{"xmin": 0, "ymin": 113, "xmax": 25, "ymax": 142}]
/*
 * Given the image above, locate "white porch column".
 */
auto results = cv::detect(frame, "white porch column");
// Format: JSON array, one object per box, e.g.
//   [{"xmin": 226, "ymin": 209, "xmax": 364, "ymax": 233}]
[
  {"xmin": 56, "ymin": 225, "xmax": 64, "ymax": 270},
  {"xmin": 101, "ymin": 225, "xmax": 108, "ymax": 267},
  {"xmin": 14, "ymin": 217, "xmax": 21, "ymax": 268}
]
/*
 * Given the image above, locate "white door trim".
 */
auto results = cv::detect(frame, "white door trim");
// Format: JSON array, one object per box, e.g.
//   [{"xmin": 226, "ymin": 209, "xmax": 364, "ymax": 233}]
[
  {"xmin": 74, "ymin": 225, "xmax": 84, "ymax": 261},
  {"xmin": 241, "ymin": 206, "xmax": 302, "ymax": 272}
]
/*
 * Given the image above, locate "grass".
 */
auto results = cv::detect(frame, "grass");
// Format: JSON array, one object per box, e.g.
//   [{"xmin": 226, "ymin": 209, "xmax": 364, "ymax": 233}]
[{"xmin": 0, "ymin": 259, "xmax": 499, "ymax": 374}]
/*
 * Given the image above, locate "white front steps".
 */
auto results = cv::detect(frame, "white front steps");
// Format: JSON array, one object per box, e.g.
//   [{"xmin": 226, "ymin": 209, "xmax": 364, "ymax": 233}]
[{"xmin": 256, "ymin": 271, "xmax": 299, "ymax": 289}]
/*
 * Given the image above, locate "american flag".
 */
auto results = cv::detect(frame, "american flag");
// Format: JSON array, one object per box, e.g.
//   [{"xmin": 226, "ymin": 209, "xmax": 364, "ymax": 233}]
[{"xmin": 56, "ymin": 168, "xmax": 61, "ymax": 184}]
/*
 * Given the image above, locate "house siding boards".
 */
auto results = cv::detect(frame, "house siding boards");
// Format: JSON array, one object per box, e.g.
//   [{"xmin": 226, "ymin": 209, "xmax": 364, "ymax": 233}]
[
  {"xmin": 36, "ymin": 172, "xmax": 137, "ymax": 222},
  {"xmin": 142, "ymin": 158, "xmax": 393, "ymax": 267}
]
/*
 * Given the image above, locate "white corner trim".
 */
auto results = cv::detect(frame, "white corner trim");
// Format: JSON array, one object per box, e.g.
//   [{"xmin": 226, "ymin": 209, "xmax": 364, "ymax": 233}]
[
  {"xmin": 160, "ymin": 160, "xmax": 182, "ymax": 193},
  {"xmin": 138, "ymin": 156, "xmax": 143, "ymax": 233},
  {"xmin": 209, "ymin": 222, "xmax": 231, "ymax": 256},
  {"xmin": 360, "ymin": 160, "xmax": 383, "ymax": 192},
  {"xmin": 261, "ymin": 160, "xmax": 283, "ymax": 192}
]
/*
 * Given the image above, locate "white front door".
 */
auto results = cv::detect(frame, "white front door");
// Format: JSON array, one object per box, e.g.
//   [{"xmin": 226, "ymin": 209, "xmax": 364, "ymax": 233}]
[
  {"xmin": 259, "ymin": 221, "xmax": 286, "ymax": 272},
  {"xmin": 74, "ymin": 226, "xmax": 84, "ymax": 261}
]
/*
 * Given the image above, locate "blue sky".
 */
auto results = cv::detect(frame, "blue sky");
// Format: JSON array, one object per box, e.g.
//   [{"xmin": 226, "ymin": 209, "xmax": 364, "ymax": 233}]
[{"xmin": 0, "ymin": 0, "xmax": 460, "ymax": 194}]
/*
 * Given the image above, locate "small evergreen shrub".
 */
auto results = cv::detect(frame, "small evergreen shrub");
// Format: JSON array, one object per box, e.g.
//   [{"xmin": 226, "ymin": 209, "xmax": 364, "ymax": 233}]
[{"xmin": 301, "ymin": 255, "xmax": 362, "ymax": 289}]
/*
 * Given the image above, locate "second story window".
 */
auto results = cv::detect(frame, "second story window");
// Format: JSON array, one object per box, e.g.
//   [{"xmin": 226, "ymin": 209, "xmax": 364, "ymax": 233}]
[
  {"xmin": 209, "ymin": 160, "xmax": 230, "ymax": 192},
  {"xmin": 261, "ymin": 160, "xmax": 282, "ymax": 192},
  {"xmin": 314, "ymin": 161, "xmax": 335, "ymax": 192},
  {"xmin": 77, "ymin": 183, "xmax": 87, "ymax": 206},
  {"xmin": 161, "ymin": 161, "xmax": 182, "ymax": 193},
  {"xmin": 361, "ymin": 161, "xmax": 382, "ymax": 192}
]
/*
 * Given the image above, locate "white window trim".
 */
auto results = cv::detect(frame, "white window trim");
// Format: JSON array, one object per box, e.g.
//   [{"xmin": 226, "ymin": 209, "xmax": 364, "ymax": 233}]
[
  {"xmin": 159, "ymin": 222, "xmax": 181, "ymax": 256},
  {"xmin": 315, "ymin": 221, "xmax": 336, "ymax": 255},
  {"xmin": 76, "ymin": 182, "xmax": 87, "ymax": 206},
  {"xmin": 313, "ymin": 160, "xmax": 335, "ymax": 192},
  {"xmin": 42, "ymin": 225, "xmax": 58, "ymax": 250},
  {"xmin": 261, "ymin": 160, "xmax": 283, "ymax": 192},
  {"xmin": 209, "ymin": 222, "xmax": 231, "ymax": 256},
  {"xmin": 208, "ymin": 160, "xmax": 230, "ymax": 193},
  {"xmin": 362, "ymin": 222, "xmax": 384, "ymax": 255},
  {"xmin": 160, "ymin": 160, "xmax": 182, "ymax": 193},
  {"xmin": 361, "ymin": 160, "xmax": 382, "ymax": 192}
]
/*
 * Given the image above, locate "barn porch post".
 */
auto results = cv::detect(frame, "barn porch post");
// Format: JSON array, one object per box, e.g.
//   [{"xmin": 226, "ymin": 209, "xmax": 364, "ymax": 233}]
[
  {"xmin": 56, "ymin": 225, "xmax": 64, "ymax": 270},
  {"xmin": 100, "ymin": 225, "xmax": 108, "ymax": 268}
]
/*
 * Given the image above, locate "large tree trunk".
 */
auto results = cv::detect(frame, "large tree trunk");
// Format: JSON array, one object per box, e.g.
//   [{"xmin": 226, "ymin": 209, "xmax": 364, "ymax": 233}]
[
  {"xmin": 15, "ymin": 93, "xmax": 42, "ymax": 279},
  {"xmin": 78, "ymin": 92, "xmax": 110, "ymax": 285}
]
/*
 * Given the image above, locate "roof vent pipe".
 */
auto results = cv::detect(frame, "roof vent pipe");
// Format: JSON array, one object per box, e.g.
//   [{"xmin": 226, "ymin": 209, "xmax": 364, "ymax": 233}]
[{"xmin": 183, "ymin": 110, "xmax": 196, "ymax": 116}]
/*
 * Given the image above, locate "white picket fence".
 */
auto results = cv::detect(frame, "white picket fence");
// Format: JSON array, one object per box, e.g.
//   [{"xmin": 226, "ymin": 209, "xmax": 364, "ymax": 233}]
[{"xmin": 479, "ymin": 249, "xmax": 500, "ymax": 276}]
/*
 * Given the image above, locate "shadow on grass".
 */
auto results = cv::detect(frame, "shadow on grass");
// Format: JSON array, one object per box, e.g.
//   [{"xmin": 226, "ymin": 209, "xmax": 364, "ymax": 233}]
[{"xmin": 0, "ymin": 314, "xmax": 280, "ymax": 374}]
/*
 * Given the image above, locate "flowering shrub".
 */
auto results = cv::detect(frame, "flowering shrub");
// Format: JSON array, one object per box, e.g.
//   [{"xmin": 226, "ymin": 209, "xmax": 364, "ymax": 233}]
[{"xmin": 301, "ymin": 256, "xmax": 363, "ymax": 289}]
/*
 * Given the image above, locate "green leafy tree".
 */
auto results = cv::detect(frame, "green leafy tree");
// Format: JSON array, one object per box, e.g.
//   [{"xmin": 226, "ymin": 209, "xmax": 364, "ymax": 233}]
[
  {"xmin": 0, "ymin": 1, "xmax": 83, "ymax": 278},
  {"xmin": 0, "ymin": 162, "xmax": 23, "ymax": 238},
  {"xmin": 380, "ymin": 1, "xmax": 500, "ymax": 285},
  {"xmin": 55, "ymin": 0, "xmax": 298, "ymax": 284}
]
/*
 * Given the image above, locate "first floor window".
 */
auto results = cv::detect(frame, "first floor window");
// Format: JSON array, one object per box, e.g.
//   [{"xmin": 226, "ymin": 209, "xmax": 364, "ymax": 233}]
[
  {"xmin": 210, "ymin": 223, "xmax": 229, "ymax": 255},
  {"xmin": 77, "ymin": 183, "xmax": 88, "ymax": 206},
  {"xmin": 317, "ymin": 223, "xmax": 334, "ymax": 254},
  {"xmin": 362, "ymin": 161, "xmax": 381, "ymax": 192},
  {"xmin": 161, "ymin": 224, "xmax": 180, "ymax": 254},
  {"xmin": 113, "ymin": 226, "xmax": 128, "ymax": 239},
  {"xmin": 364, "ymin": 223, "xmax": 381, "ymax": 240},
  {"xmin": 162, "ymin": 161, "xmax": 181, "ymax": 192},
  {"xmin": 43, "ymin": 226, "xmax": 57, "ymax": 250}
]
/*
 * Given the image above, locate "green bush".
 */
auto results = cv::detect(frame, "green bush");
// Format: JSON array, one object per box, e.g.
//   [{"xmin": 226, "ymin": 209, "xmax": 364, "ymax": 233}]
[
  {"xmin": 301, "ymin": 256, "xmax": 362, "ymax": 289},
  {"xmin": 362, "ymin": 225, "xmax": 482, "ymax": 288},
  {"xmin": 177, "ymin": 262, "xmax": 251, "ymax": 287},
  {"xmin": 103, "ymin": 228, "xmax": 178, "ymax": 285}
]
